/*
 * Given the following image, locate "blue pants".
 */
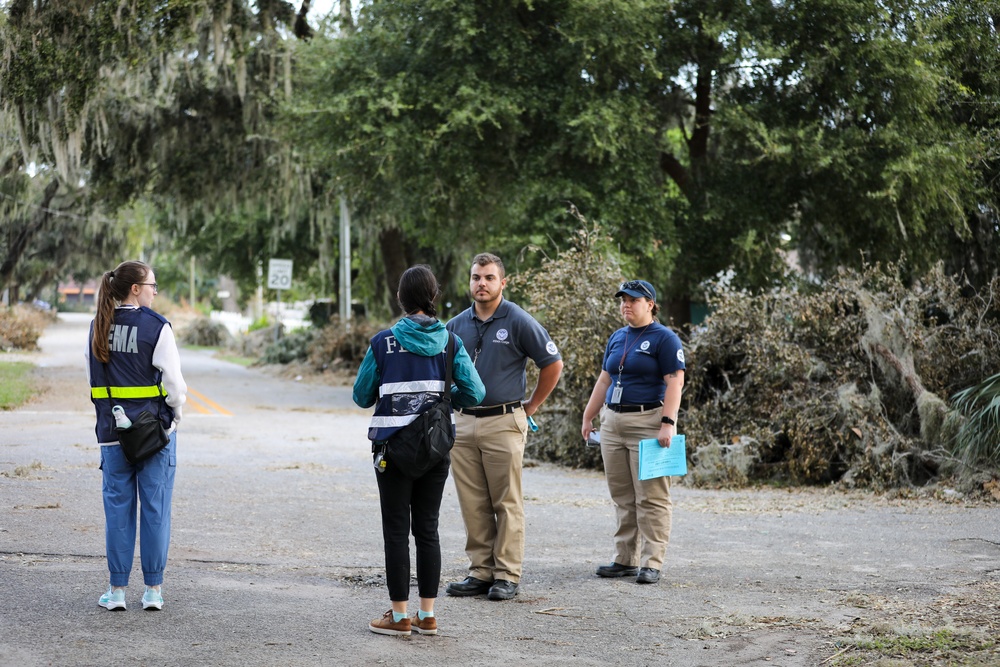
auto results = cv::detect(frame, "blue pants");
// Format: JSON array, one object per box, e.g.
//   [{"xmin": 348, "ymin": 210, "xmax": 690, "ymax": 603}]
[{"xmin": 100, "ymin": 433, "xmax": 176, "ymax": 587}]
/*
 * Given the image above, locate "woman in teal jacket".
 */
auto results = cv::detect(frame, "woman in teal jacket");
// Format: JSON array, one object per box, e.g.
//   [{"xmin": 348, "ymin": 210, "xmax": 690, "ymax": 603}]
[{"xmin": 353, "ymin": 264, "xmax": 485, "ymax": 637}]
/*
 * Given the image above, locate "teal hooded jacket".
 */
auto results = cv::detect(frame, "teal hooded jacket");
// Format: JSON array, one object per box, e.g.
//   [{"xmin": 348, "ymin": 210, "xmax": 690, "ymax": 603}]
[{"xmin": 353, "ymin": 314, "xmax": 485, "ymax": 410}]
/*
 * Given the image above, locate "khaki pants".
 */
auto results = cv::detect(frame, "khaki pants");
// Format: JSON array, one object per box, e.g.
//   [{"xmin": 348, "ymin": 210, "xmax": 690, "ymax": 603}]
[
  {"xmin": 600, "ymin": 407, "xmax": 672, "ymax": 570},
  {"xmin": 451, "ymin": 409, "xmax": 528, "ymax": 583}
]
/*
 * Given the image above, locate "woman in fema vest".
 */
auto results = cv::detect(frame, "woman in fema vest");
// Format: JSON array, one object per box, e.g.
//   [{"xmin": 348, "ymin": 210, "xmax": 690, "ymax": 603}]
[
  {"xmin": 353, "ymin": 264, "xmax": 485, "ymax": 637},
  {"xmin": 86, "ymin": 260, "xmax": 187, "ymax": 611},
  {"xmin": 580, "ymin": 279, "xmax": 686, "ymax": 585}
]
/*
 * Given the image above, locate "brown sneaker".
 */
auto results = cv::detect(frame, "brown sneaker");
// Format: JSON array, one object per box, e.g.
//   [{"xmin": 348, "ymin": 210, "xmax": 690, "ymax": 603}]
[
  {"xmin": 412, "ymin": 614, "xmax": 438, "ymax": 635},
  {"xmin": 369, "ymin": 610, "xmax": 412, "ymax": 636}
]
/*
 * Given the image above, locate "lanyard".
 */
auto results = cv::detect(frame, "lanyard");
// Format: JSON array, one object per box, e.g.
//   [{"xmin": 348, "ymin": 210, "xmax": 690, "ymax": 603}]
[
  {"xmin": 617, "ymin": 324, "xmax": 650, "ymax": 382},
  {"xmin": 473, "ymin": 318, "xmax": 490, "ymax": 365}
]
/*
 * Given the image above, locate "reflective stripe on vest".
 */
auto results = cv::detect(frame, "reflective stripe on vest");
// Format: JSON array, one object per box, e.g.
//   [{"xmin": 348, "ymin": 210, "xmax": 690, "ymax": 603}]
[
  {"xmin": 90, "ymin": 384, "xmax": 166, "ymax": 399},
  {"xmin": 369, "ymin": 413, "xmax": 421, "ymax": 428},
  {"xmin": 378, "ymin": 379, "xmax": 446, "ymax": 398},
  {"xmin": 368, "ymin": 411, "xmax": 455, "ymax": 429}
]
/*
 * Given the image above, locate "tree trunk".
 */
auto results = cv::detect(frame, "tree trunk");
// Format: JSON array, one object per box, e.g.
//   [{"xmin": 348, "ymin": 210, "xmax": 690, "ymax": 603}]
[
  {"xmin": 0, "ymin": 178, "xmax": 59, "ymax": 295},
  {"xmin": 378, "ymin": 226, "xmax": 408, "ymax": 317},
  {"xmin": 294, "ymin": 1, "xmax": 314, "ymax": 40},
  {"xmin": 663, "ymin": 295, "xmax": 692, "ymax": 330},
  {"xmin": 688, "ymin": 59, "xmax": 713, "ymax": 181},
  {"xmin": 340, "ymin": 0, "xmax": 354, "ymax": 33},
  {"xmin": 659, "ymin": 152, "xmax": 691, "ymax": 201}
]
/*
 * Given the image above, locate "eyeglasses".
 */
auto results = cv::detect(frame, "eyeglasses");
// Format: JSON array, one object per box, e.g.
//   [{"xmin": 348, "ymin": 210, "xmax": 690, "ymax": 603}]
[
  {"xmin": 619, "ymin": 280, "xmax": 653, "ymax": 300},
  {"xmin": 138, "ymin": 282, "xmax": 158, "ymax": 292}
]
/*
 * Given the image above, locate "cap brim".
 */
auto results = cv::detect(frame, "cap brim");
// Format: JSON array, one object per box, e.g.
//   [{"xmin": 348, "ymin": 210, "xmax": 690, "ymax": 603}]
[{"xmin": 615, "ymin": 289, "xmax": 647, "ymax": 299}]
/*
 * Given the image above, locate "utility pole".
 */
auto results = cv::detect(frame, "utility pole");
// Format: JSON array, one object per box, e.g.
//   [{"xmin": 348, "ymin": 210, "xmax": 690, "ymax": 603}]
[
  {"xmin": 339, "ymin": 195, "xmax": 351, "ymax": 329},
  {"xmin": 337, "ymin": 0, "xmax": 354, "ymax": 331}
]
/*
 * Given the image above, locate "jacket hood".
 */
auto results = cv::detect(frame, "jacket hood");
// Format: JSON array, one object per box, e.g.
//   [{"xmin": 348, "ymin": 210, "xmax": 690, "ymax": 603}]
[{"xmin": 390, "ymin": 315, "xmax": 449, "ymax": 356}]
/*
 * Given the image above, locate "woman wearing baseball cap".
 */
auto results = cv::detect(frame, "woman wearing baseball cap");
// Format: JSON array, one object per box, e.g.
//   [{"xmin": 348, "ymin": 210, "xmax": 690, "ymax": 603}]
[{"xmin": 581, "ymin": 280, "xmax": 686, "ymax": 584}]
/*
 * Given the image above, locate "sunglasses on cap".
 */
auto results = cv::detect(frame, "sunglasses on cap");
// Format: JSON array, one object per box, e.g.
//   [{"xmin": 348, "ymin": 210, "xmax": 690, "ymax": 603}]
[{"xmin": 618, "ymin": 280, "xmax": 654, "ymax": 300}]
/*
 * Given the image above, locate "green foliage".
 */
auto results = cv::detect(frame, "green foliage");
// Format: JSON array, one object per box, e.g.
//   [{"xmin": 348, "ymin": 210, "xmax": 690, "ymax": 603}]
[
  {"xmin": 951, "ymin": 373, "xmax": 1000, "ymax": 469},
  {"xmin": 248, "ymin": 315, "xmax": 272, "ymax": 333},
  {"xmin": 0, "ymin": 1, "xmax": 322, "ymax": 304},
  {"xmin": 702, "ymin": 0, "xmax": 996, "ymax": 292},
  {"xmin": 3, "ymin": 0, "xmax": 999, "ymax": 339},
  {"xmin": 287, "ymin": 0, "xmax": 686, "ymax": 297},
  {"xmin": 289, "ymin": 0, "xmax": 1000, "ymax": 312},
  {"xmin": 261, "ymin": 328, "xmax": 316, "ymax": 365},
  {"xmin": 509, "ymin": 224, "xmax": 626, "ymax": 467},
  {"xmin": 0, "ymin": 361, "xmax": 34, "ymax": 410}
]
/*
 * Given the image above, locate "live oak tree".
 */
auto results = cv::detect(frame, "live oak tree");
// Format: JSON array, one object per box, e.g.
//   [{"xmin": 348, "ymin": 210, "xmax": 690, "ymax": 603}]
[
  {"xmin": 2, "ymin": 1, "xmax": 996, "ymax": 318},
  {"xmin": 289, "ymin": 0, "xmax": 999, "ymax": 321},
  {"xmin": 0, "ymin": 1, "xmax": 324, "ymax": 302}
]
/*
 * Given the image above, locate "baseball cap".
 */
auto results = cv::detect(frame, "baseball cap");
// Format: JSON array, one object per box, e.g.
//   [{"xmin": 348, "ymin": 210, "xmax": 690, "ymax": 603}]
[{"xmin": 614, "ymin": 280, "xmax": 656, "ymax": 302}]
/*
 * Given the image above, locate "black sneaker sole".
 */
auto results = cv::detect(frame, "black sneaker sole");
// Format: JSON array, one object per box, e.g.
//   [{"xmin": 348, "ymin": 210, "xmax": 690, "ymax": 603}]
[
  {"xmin": 596, "ymin": 569, "xmax": 638, "ymax": 578},
  {"xmin": 445, "ymin": 585, "xmax": 492, "ymax": 597},
  {"xmin": 487, "ymin": 589, "xmax": 518, "ymax": 600}
]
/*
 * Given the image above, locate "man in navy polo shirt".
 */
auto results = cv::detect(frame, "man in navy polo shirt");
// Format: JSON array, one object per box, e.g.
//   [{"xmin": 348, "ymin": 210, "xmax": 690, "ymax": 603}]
[{"xmin": 445, "ymin": 253, "xmax": 563, "ymax": 600}]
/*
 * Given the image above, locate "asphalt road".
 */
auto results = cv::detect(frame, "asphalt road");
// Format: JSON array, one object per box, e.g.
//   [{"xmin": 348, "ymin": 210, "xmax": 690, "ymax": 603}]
[{"xmin": 1, "ymin": 313, "xmax": 998, "ymax": 666}]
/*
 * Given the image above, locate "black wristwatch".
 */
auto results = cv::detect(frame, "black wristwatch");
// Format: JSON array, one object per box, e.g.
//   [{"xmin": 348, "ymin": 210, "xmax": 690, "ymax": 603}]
[{"xmin": 661, "ymin": 415, "xmax": 675, "ymax": 426}]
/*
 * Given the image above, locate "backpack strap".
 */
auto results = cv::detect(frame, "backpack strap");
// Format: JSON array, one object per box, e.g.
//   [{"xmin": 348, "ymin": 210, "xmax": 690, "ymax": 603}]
[{"xmin": 443, "ymin": 333, "xmax": 455, "ymax": 405}]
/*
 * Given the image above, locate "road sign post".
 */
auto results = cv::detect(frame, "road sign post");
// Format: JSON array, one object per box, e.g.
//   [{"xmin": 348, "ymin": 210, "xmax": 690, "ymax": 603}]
[{"xmin": 267, "ymin": 259, "xmax": 293, "ymax": 342}]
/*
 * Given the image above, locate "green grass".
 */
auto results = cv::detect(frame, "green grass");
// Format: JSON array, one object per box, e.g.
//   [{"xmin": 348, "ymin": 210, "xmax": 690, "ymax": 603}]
[
  {"xmin": 832, "ymin": 627, "xmax": 997, "ymax": 666},
  {"xmin": 214, "ymin": 353, "xmax": 256, "ymax": 367},
  {"xmin": 182, "ymin": 344, "xmax": 216, "ymax": 352},
  {"xmin": 0, "ymin": 361, "xmax": 35, "ymax": 409},
  {"xmin": 181, "ymin": 345, "xmax": 256, "ymax": 367}
]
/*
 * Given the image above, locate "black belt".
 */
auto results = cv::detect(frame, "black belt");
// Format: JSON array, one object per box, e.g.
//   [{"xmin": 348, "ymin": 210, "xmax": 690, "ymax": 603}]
[
  {"xmin": 606, "ymin": 402, "xmax": 662, "ymax": 413},
  {"xmin": 460, "ymin": 402, "xmax": 523, "ymax": 418}
]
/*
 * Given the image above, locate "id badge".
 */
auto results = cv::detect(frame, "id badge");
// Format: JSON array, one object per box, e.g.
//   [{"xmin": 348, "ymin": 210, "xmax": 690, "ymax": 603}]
[{"xmin": 610, "ymin": 383, "xmax": 623, "ymax": 404}]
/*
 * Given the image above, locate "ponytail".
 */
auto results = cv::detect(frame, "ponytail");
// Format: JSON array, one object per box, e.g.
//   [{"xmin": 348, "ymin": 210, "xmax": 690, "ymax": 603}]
[{"xmin": 91, "ymin": 261, "xmax": 151, "ymax": 363}]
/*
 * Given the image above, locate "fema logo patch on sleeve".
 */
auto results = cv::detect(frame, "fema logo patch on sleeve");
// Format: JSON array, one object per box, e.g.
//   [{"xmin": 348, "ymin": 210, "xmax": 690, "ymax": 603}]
[
  {"xmin": 546, "ymin": 341, "xmax": 558, "ymax": 355},
  {"xmin": 677, "ymin": 349, "xmax": 685, "ymax": 364}
]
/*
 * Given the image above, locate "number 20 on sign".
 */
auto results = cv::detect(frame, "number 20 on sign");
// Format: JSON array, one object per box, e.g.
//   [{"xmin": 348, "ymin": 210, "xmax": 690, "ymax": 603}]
[{"xmin": 267, "ymin": 259, "xmax": 293, "ymax": 290}]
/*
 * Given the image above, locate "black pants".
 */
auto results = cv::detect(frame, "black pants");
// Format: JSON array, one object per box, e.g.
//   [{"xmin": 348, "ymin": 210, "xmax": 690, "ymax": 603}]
[{"xmin": 375, "ymin": 455, "xmax": 450, "ymax": 601}]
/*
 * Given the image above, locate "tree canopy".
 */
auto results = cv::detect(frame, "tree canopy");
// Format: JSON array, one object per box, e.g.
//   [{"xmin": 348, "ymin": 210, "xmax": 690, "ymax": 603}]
[
  {"xmin": 0, "ymin": 1, "xmax": 997, "ymax": 318},
  {"xmin": 288, "ymin": 0, "xmax": 999, "ymax": 318},
  {"xmin": 0, "ymin": 1, "xmax": 322, "ymax": 303}
]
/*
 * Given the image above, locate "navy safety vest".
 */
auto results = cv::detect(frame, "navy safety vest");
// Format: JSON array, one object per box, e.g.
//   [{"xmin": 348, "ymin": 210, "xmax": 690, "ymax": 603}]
[
  {"xmin": 89, "ymin": 307, "xmax": 175, "ymax": 443},
  {"xmin": 367, "ymin": 329, "xmax": 454, "ymax": 442}
]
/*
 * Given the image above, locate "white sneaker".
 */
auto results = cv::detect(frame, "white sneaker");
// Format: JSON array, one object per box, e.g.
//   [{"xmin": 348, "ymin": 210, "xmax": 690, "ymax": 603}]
[
  {"xmin": 141, "ymin": 586, "xmax": 163, "ymax": 611},
  {"xmin": 98, "ymin": 586, "xmax": 126, "ymax": 611}
]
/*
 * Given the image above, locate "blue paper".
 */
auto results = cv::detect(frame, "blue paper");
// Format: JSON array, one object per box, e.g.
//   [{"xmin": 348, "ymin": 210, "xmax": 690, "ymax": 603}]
[{"xmin": 638, "ymin": 435, "xmax": 687, "ymax": 480}]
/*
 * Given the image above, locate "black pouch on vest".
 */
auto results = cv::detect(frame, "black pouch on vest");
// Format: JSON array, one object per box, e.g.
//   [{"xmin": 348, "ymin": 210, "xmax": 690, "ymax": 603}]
[{"xmin": 118, "ymin": 410, "xmax": 169, "ymax": 465}]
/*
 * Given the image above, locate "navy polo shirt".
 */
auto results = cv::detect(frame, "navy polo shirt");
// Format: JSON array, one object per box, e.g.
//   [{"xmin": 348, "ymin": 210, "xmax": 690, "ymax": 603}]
[
  {"xmin": 446, "ymin": 299, "xmax": 561, "ymax": 406},
  {"xmin": 602, "ymin": 322, "xmax": 685, "ymax": 405}
]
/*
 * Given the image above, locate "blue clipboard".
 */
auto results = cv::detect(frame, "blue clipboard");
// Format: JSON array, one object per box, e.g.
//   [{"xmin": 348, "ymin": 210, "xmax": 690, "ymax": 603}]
[{"xmin": 638, "ymin": 435, "xmax": 687, "ymax": 480}]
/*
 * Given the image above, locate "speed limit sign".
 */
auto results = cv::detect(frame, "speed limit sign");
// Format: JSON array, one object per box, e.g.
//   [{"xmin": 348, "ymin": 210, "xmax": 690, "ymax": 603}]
[{"xmin": 267, "ymin": 259, "xmax": 293, "ymax": 290}]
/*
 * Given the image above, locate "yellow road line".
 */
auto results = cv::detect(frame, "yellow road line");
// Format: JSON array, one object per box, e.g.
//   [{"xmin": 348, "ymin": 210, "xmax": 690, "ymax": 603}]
[
  {"xmin": 186, "ymin": 395, "xmax": 211, "ymax": 414},
  {"xmin": 186, "ymin": 387, "xmax": 234, "ymax": 416}
]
